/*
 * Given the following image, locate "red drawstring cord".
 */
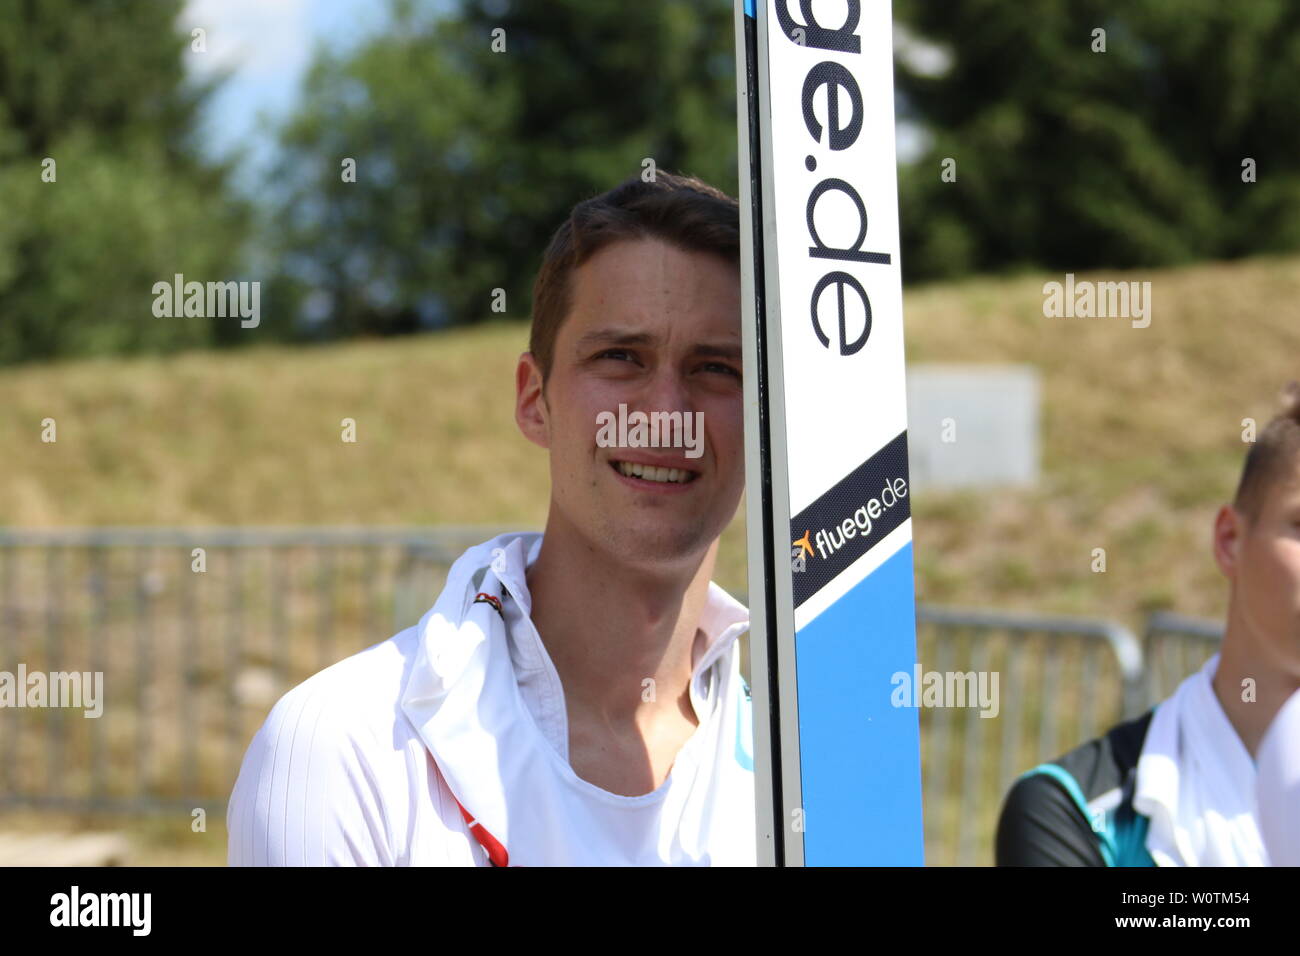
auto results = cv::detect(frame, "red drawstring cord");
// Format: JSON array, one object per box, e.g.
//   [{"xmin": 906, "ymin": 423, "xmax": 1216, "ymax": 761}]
[{"xmin": 454, "ymin": 796, "xmax": 511, "ymax": 867}]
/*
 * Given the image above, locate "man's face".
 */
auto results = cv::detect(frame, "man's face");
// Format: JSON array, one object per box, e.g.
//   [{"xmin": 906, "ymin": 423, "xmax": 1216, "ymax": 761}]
[
  {"xmin": 516, "ymin": 237, "xmax": 744, "ymax": 572},
  {"xmin": 1216, "ymin": 457, "xmax": 1300, "ymax": 676}
]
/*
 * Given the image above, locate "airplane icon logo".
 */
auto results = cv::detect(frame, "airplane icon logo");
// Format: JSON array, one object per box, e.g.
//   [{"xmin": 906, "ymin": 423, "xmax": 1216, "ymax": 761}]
[{"xmin": 792, "ymin": 530, "xmax": 813, "ymax": 558}]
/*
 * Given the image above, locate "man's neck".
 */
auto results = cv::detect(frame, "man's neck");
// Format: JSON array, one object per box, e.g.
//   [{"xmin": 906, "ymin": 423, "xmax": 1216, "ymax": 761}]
[
  {"xmin": 1212, "ymin": 613, "xmax": 1300, "ymax": 759},
  {"xmin": 524, "ymin": 524, "xmax": 716, "ymax": 731}
]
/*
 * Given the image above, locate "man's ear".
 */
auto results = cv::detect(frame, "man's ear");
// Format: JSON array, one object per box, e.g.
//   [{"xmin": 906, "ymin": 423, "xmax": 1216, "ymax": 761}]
[
  {"xmin": 1213, "ymin": 503, "xmax": 1244, "ymax": 581},
  {"xmin": 516, "ymin": 351, "xmax": 550, "ymax": 450}
]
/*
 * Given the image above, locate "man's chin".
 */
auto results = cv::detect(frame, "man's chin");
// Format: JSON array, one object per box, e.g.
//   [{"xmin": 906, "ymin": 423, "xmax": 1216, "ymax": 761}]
[{"xmin": 598, "ymin": 524, "xmax": 717, "ymax": 572}]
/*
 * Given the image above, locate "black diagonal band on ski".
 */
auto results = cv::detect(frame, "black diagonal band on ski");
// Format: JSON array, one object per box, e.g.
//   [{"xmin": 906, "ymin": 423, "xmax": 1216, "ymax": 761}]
[{"xmin": 790, "ymin": 430, "xmax": 911, "ymax": 608}]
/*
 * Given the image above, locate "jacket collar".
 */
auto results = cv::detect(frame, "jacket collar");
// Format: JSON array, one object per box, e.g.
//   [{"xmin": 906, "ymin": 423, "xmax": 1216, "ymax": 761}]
[{"xmin": 405, "ymin": 531, "xmax": 749, "ymax": 699}]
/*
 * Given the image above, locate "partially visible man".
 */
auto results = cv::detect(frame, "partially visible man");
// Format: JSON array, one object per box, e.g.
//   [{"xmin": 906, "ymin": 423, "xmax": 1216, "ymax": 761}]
[
  {"xmin": 227, "ymin": 172, "xmax": 754, "ymax": 865},
  {"xmin": 996, "ymin": 383, "xmax": 1300, "ymax": 866},
  {"xmin": 1257, "ymin": 688, "xmax": 1300, "ymax": 865}
]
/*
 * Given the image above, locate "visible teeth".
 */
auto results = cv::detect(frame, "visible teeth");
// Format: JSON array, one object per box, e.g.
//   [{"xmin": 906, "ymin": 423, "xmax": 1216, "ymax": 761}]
[{"xmin": 615, "ymin": 461, "xmax": 694, "ymax": 483}]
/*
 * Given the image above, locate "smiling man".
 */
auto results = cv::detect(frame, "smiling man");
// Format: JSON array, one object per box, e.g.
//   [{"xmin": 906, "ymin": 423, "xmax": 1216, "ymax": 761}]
[
  {"xmin": 227, "ymin": 172, "xmax": 755, "ymax": 866},
  {"xmin": 996, "ymin": 383, "xmax": 1300, "ymax": 866}
]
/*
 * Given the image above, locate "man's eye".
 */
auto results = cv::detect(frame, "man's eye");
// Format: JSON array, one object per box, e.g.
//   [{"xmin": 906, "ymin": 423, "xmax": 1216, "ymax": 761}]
[
  {"xmin": 704, "ymin": 362, "xmax": 742, "ymax": 378},
  {"xmin": 599, "ymin": 349, "xmax": 634, "ymax": 362}
]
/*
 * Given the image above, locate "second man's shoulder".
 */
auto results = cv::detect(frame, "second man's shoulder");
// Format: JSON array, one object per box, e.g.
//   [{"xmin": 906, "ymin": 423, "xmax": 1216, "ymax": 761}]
[{"xmin": 995, "ymin": 709, "xmax": 1154, "ymax": 866}]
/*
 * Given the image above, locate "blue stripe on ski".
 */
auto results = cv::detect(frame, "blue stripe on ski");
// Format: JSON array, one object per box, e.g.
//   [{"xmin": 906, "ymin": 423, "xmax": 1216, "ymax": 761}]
[{"xmin": 795, "ymin": 542, "xmax": 924, "ymax": 865}]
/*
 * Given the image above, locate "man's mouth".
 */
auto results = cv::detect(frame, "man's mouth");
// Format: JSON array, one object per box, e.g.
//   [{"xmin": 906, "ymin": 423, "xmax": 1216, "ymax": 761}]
[{"xmin": 611, "ymin": 460, "xmax": 700, "ymax": 485}]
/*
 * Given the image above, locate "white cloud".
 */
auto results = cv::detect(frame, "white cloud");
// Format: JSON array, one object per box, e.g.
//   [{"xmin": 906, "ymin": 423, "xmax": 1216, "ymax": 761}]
[{"xmin": 181, "ymin": 0, "xmax": 311, "ymax": 79}]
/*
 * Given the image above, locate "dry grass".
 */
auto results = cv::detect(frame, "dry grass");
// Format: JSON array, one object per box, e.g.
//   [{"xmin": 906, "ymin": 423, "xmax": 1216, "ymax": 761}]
[
  {"xmin": 904, "ymin": 253, "xmax": 1300, "ymax": 622},
  {"xmin": 0, "ymin": 810, "xmax": 227, "ymax": 866}
]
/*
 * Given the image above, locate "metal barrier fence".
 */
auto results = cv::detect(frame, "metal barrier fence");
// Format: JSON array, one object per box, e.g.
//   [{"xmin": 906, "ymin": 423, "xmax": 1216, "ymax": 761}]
[
  {"xmin": 0, "ymin": 528, "xmax": 1226, "ymax": 865},
  {"xmin": 1143, "ymin": 610, "xmax": 1223, "ymax": 704},
  {"xmin": 0, "ymin": 527, "xmax": 506, "ymax": 816},
  {"xmin": 914, "ymin": 605, "xmax": 1143, "ymax": 866}
]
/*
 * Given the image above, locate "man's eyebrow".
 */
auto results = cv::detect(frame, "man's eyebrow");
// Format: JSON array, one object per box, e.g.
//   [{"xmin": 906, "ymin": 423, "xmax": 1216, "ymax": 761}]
[
  {"xmin": 573, "ymin": 329, "xmax": 743, "ymax": 361},
  {"xmin": 693, "ymin": 342, "xmax": 743, "ymax": 361},
  {"xmin": 574, "ymin": 329, "xmax": 658, "ymax": 351}
]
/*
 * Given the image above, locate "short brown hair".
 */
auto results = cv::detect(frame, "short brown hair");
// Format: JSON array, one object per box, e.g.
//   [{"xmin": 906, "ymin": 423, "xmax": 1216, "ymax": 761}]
[
  {"xmin": 1234, "ymin": 381, "xmax": 1300, "ymax": 520},
  {"xmin": 528, "ymin": 171, "xmax": 740, "ymax": 383}
]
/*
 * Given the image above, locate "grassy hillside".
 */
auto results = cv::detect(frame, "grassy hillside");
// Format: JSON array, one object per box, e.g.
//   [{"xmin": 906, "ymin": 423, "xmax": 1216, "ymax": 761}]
[{"xmin": 4, "ymin": 252, "xmax": 1300, "ymax": 625}]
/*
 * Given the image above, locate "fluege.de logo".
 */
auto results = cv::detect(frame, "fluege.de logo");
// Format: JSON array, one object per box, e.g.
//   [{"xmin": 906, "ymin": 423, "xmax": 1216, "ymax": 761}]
[
  {"xmin": 792, "ymin": 474, "xmax": 907, "ymax": 572},
  {"xmin": 787, "ymin": 431, "xmax": 911, "ymax": 607}
]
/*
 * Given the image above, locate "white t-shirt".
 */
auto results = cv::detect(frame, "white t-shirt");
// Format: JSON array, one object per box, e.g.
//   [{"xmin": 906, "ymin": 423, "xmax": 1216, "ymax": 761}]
[
  {"xmin": 226, "ymin": 533, "xmax": 755, "ymax": 866},
  {"xmin": 1257, "ymin": 689, "xmax": 1300, "ymax": 866}
]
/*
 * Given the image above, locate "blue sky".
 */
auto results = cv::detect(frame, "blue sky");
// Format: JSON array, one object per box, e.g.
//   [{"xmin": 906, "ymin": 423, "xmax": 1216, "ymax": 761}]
[{"xmin": 180, "ymin": 0, "xmax": 399, "ymax": 191}]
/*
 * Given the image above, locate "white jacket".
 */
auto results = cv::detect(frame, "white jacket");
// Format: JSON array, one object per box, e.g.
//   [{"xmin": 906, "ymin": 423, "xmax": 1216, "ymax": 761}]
[{"xmin": 226, "ymin": 532, "xmax": 755, "ymax": 866}]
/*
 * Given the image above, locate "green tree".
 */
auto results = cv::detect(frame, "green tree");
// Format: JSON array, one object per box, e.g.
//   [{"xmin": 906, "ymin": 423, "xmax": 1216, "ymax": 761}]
[
  {"xmin": 268, "ymin": 0, "xmax": 739, "ymax": 338},
  {"xmin": 0, "ymin": 0, "xmax": 249, "ymax": 365},
  {"xmin": 894, "ymin": 0, "xmax": 1300, "ymax": 280}
]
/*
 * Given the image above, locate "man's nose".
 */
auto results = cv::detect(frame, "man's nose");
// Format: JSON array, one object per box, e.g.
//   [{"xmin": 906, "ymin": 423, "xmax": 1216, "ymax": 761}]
[{"xmin": 636, "ymin": 367, "xmax": 694, "ymax": 418}]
